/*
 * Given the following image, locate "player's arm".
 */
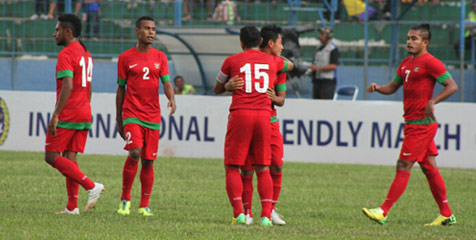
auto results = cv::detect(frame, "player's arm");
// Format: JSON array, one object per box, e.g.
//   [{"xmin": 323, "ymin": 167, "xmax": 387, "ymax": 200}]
[
  {"xmin": 115, "ymin": 85, "xmax": 126, "ymax": 139},
  {"xmin": 281, "ymin": 56, "xmax": 294, "ymax": 71},
  {"xmin": 48, "ymin": 77, "xmax": 73, "ymax": 136},
  {"xmin": 310, "ymin": 48, "xmax": 339, "ymax": 72},
  {"xmin": 367, "ymin": 80, "xmax": 401, "ymax": 95},
  {"xmin": 267, "ymin": 88, "xmax": 286, "ymax": 106},
  {"xmin": 163, "ymin": 80, "xmax": 177, "ymax": 116},
  {"xmin": 424, "ymin": 77, "xmax": 458, "ymax": 121}
]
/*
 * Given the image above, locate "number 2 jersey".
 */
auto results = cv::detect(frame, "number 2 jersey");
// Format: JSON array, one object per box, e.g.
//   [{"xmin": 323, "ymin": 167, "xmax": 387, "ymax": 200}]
[
  {"xmin": 393, "ymin": 52, "xmax": 452, "ymax": 123},
  {"xmin": 55, "ymin": 41, "xmax": 92, "ymax": 130},
  {"xmin": 117, "ymin": 47, "xmax": 170, "ymax": 130},
  {"xmin": 216, "ymin": 49, "xmax": 289, "ymax": 111}
]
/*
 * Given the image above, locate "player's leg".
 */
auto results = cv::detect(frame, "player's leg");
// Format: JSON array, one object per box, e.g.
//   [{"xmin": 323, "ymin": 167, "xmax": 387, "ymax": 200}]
[
  {"xmin": 420, "ymin": 155, "xmax": 456, "ymax": 226},
  {"xmin": 119, "ymin": 123, "xmax": 144, "ymax": 215},
  {"xmin": 254, "ymin": 165, "xmax": 273, "ymax": 226},
  {"xmin": 270, "ymin": 122, "xmax": 285, "ymax": 225},
  {"xmin": 226, "ymin": 164, "xmax": 245, "ymax": 224},
  {"xmin": 241, "ymin": 167, "xmax": 254, "ymax": 224},
  {"xmin": 63, "ymin": 151, "xmax": 80, "ymax": 213},
  {"xmin": 137, "ymin": 127, "xmax": 160, "ymax": 216}
]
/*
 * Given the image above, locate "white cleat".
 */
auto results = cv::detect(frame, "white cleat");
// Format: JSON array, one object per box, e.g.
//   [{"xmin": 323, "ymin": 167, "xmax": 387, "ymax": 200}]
[
  {"xmin": 245, "ymin": 213, "xmax": 253, "ymax": 225},
  {"xmin": 271, "ymin": 209, "xmax": 286, "ymax": 225},
  {"xmin": 57, "ymin": 208, "xmax": 80, "ymax": 215},
  {"xmin": 85, "ymin": 182, "xmax": 104, "ymax": 212}
]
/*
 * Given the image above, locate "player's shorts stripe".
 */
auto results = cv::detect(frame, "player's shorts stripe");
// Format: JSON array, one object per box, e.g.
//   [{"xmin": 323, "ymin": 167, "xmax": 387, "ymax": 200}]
[
  {"xmin": 393, "ymin": 75, "xmax": 403, "ymax": 84},
  {"xmin": 216, "ymin": 71, "xmax": 228, "ymax": 83},
  {"xmin": 161, "ymin": 74, "xmax": 171, "ymax": 82},
  {"xmin": 436, "ymin": 71, "xmax": 452, "ymax": 84},
  {"xmin": 57, "ymin": 121, "xmax": 92, "ymax": 130},
  {"xmin": 270, "ymin": 115, "xmax": 278, "ymax": 123},
  {"xmin": 275, "ymin": 83, "xmax": 286, "ymax": 92},
  {"xmin": 124, "ymin": 118, "xmax": 161, "ymax": 130},
  {"xmin": 57, "ymin": 70, "xmax": 73, "ymax": 79},
  {"xmin": 117, "ymin": 77, "xmax": 126, "ymax": 86},
  {"xmin": 405, "ymin": 118, "xmax": 436, "ymax": 125}
]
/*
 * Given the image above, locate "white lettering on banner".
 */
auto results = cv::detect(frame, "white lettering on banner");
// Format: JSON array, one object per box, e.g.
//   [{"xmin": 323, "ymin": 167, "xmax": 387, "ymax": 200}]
[{"xmin": 1, "ymin": 91, "xmax": 475, "ymax": 168}]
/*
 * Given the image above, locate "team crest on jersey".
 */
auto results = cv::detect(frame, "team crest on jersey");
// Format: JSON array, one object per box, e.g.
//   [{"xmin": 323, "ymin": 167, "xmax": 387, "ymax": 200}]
[
  {"xmin": 0, "ymin": 97, "xmax": 10, "ymax": 146},
  {"xmin": 154, "ymin": 63, "xmax": 160, "ymax": 69},
  {"xmin": 414, "ymin": 67, "xmax": 420, "ymax": 72}
]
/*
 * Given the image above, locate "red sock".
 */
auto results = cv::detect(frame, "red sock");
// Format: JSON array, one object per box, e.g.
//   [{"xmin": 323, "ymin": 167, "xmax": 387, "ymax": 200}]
[
  {"xmin": 139, "ymin": 163, "xmax": 154, "ymax": 208},
  {"xmin": 53, "ymin": 156, "xmax": 94, "ymax": 190},
  {"xmin": 66, "ymin": 162, "xmax": 79, "ymax": 211},
  {"xmin": 241, "ymin": 174, "xmax": 253, "ymax": 217},
  {"xmin": 226, "ymin": 166, "xmax": 243, "ymax": 218},
  {"xmin": 380, "ymin": 170, "xmax": 410, "ymax": 216},
  {"xmin": 271, "ymin": 171, "xmax": 282, "ymax": 210},
  {"xmin": 256, "ymin": 169, "xmax": 273, "ymax": 218},
  {"xmin": 425, "ymin": 168, "xmax": 452, "ymax": 217},
  {"xmin": 121, "ymin": 156, "xmax": 139, "ymax": 201}
]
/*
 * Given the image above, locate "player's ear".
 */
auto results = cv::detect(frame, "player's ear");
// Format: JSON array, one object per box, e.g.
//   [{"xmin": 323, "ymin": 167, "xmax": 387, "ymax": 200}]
[
  {"xmin": 134, "ymin": 27, "xmax": 140, "ymax": 36},
  {"xmin": 240, "ymin": 41, "xmax": 245, "ymax": 50},
  {"xmin": 259, "ymin": 37, "xmax": 263, "ymax": 46}
]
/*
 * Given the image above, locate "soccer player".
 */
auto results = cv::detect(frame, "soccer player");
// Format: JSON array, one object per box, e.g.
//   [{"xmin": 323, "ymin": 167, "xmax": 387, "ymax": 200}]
[
  {"xmin": 45, "ymin": 13, "xmax": 104, "ymax": 215},
  {"xmin": 116, "ymin": 16, "xmax": 176, "ymax": 217},
  {"xmin": 240, "ymin": 25, "xmax": 287, "ymax": 226},
  {"xmin": 214, "ymin": 25, "xmax": 291, "ymax": 226},
  {"xmin": 362, "ymin": 24, "xmax": 458, "ymax": 226}
]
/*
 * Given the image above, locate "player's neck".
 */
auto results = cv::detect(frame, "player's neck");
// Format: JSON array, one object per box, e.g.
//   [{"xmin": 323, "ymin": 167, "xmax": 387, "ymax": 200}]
[
  {"xmin": 136, "ymin": 43, "xmax": 152, "ymax": 53},
  {"xmin": 412, "ymin": 49, "xmax": 428, "ymax": 58},
  {"xmin": 64, "ymin": 38, "xmax": 78, "ymax": 47}
]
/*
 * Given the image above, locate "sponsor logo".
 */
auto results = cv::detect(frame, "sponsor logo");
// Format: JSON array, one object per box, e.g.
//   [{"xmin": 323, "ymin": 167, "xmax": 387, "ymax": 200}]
[
  {"xmin": 129, "ymin": 64, "xmax": 138, "ymax": 69},
  {"xmin": 0, "ymin": 97, "xmax": 10, "ymax": 146},
  {"xmin": 414, "ymin": 67, "xmax": 420, "ymax": 72},
  {"xmin": 154, "ymin": 63, "xmax": 160, "ymax": 69},
  {"xmin": 402, "ymin": 152, "xmax": 412, "ymax": 156}
]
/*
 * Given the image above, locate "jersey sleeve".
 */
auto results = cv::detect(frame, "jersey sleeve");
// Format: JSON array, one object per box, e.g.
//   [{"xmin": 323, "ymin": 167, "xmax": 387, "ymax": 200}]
[
  {"xmin": 216, "ymin": 57, "xmax": 230, "ymax": 83},
  {"xmin": 329, "ymin": 48, "xmax": 340, "ymax": 65},
  {"xmin": 275, "ymin": 57, "xmax": 289, "ymax": 73},
  {"xmin": 117, "ymin": 54, "xmax": 127, "ymax": 86},
  {"xmin": 275, "ymin": 72, "xmax": 287, "ymax": 92},
  {"xmin": 428, "ymin": 57, "xmax": 452, "ymax": 84},
  {"xmin": 56, "ymin": 50, "xmax": 74, "ymax": 80},
  {"xmin": 393, "ymin": 62, "xmax": 404, "ymax": 84},
  {"xmin": 159, "ymin": 52, "xmax": 171, "ymax": 83}
]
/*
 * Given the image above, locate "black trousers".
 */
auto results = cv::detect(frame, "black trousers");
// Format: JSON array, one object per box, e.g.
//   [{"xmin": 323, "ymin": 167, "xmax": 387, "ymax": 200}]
[{"xmin": 312, "ymin": 78, "xmax": 336, "ymax": 100}]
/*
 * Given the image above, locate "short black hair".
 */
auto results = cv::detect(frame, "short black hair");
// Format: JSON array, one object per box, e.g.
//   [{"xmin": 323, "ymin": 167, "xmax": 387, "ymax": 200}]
[
  {"xmin": 174, "ymin": 75, "xmax": 183, "ymax": 82},
  {"xmin": 411, "ymin": 23, "xmax": 431, "ymax": 41},
  {"xmin": 240, "ymin": 26, "xmax": 261, "ymax": 49},
  {"xmin": 58, "ymin": 14, "xmax": 81, "ymax": 38},
  {"xmin": 260, "ymin": 25, "xmax": 282, "ymax": 49},
  {"xmin": 136, "ymin": 16, "xmax": 154, "ymax": 29}
]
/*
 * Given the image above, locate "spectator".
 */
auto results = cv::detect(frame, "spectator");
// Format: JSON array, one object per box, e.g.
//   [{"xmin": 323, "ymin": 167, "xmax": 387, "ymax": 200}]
[
  {"xmin": 31, "ymin": 0, "xmax": 49, "ymax": 20},
  {"xmin": 48, "ymin": 0, "xmax": 81, "ymax": 20},
  {"xmin": 77, "ymin": 0, "xmax": 101, "ymax": 39},
  {"xmin": 454, "ymin": 1, "xmax": 476, "ymax": 57},
  {"xmin": 309, "ymin": 27, "xmax": 340, "ymax": 100},
  {"xmin": 174, "ymin": 75, "xmax": 196, "ymax": 95},
  {"xmin": 342, "ymin": 0, "xmax": 376, "ymax": 21},
  {"xmin": 183, "ymin": 0, "xmax": 215, "ymax": 22},
  {"xmin": 213, "ymin": 0, "xmax": 238, "ymax": 25}
]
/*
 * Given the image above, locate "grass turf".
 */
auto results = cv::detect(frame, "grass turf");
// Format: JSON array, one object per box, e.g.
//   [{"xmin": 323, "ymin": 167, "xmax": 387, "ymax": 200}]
[{"xmin": 0, "ymin": 150, "xmax": 475, "ymax": 239}]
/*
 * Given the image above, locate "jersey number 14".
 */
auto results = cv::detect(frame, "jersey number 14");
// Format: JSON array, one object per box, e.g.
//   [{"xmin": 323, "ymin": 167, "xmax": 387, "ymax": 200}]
[{"xmin": 79, "ymin": 56, "xmax": 93, "ymax": 87}]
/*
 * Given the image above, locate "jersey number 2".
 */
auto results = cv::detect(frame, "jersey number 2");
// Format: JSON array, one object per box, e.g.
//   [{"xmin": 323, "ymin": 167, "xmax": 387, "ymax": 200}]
[
  {"xmin": 79, "ymin": 57, "xmax": 93, "ymax": 87},
  {"xmin": 240, "ymin": 63, "xmax": 270, "ymax": 93}
]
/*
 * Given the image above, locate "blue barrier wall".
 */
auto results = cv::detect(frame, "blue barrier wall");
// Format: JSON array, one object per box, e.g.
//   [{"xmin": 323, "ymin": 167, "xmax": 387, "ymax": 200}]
[{"xmin": 1, "ymin": 57, "xmax": 474, "ymax": 102}]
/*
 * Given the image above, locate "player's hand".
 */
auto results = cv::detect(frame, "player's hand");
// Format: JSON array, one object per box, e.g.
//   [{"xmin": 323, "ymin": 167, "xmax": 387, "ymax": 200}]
[
  {"xmin": 48, "ymin": 115, "xmax": 59, "ymax": 136},
  {"xmin": 225, "ymin": 75, "xmax": 243, "ymax": 91},
  {"xmin": 116, "ymin": 119, "xmax": 125, "ymax": 140},
  {"xmin": 266, "ymin": 87, "xmax": 277, "ymax": 101},
  {"xmin": 367, "ymin": 83, "xmax": 379, "ymax": 93},
  {"xmin": 168, "ymin": 100, "xmax": 176, "ymax": 116},
  {"xmin": 424, "ymin": 100, "xmax": 436, "ymax": 122}
]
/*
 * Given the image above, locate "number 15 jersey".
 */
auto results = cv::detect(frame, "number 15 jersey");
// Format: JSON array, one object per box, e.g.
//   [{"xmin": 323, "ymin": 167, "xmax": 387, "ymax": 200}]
[
  {"xmin": 216, "ymin": 49, "xmax": 288, "ymax": 111},
  {"xmin": 117, "ymin": 47, "xmax": 170, "ymax": 129}
]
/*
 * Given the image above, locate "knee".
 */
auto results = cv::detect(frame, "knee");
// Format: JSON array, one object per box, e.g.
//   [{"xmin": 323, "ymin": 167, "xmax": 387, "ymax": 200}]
[
  {"xmin": 396, "ymin": 159, "xmax": 413, "ymax": 171},
  {"xmin": 253, "ymin": 165, "xmax": 269, "ymax": 172},
  {"xmin": 270, "ymin": 165, "xmax": 283, "ymax": 173},
  {"xmin": 129, "ymin": 148, "xmax": 141, "ymax": 160},
  {"xmin": 44, "ymin": 152, "xmax": 56, "ymax": 166},
  {"xmin": 141, "ymin": 159, "xmax": 154, "ymax": 165}
]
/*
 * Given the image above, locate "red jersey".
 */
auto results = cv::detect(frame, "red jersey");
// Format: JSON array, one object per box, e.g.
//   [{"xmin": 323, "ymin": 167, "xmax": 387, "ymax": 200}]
[
  {"xmin": 394, "ymin": 53, "xmax": 451, "ymax": 123},
  {"xmin": 55, "ymin": 41, "xmax": 92, "ymax": 130},
  {"xmin": 271, "ymin": 72, "xmax": 287, "ymax": 119},
  {"xmin": 217, "ymin": 50, "xmax": 288, "ymax": 111},
  {"xmin": 117, "ymin": 47, "xmax": 170, "ymax": 130}
]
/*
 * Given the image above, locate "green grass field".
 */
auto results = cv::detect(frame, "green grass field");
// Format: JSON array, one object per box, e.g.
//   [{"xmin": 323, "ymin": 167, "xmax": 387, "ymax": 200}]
[{"xmin": 1, "ymin": 150, "xmax": 475, "ymax": 239}]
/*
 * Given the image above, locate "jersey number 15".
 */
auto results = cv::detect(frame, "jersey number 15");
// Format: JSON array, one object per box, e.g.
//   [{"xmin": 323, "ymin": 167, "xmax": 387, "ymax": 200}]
[{"xmin": 240, "ymin": 63, "xmax": 270, "ymax": 93}]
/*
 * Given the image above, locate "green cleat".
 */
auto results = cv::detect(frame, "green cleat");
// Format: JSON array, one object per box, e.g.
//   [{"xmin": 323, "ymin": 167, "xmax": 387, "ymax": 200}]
[
  {"xmin": 117, "ymin": 200, "xmax": 131, "ymax": 215},
  {"xmin": 138, "ymin": 207, "xmax": 154, "ymax": 216},
  {"xmin": 362, "ymin": 207, "xmax": 387, "ymax": 225},
  {"xmin": 424, "ymin": 215, "xmax": 456, "ymax": 226},
  {"xmin": 231, "ymin": 213, "xmax": 245, "ymax": 225},
  {"xmin": 260, "ymin": 217, "xmax": 272, "ymax": 226}
]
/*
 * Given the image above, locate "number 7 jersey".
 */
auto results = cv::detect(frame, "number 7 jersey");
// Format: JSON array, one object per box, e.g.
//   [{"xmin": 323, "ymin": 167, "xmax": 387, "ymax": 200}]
[
  {"xmin": 217, "ymin": 49, "xmax": 289, "ymax": 111},
  {"xmin": 55, "ymin": 41, "xmax": 92, "ymax": 129},
  {"xmin": 117, "ymin": 47, "xmax": 170, "ymax": 128}
]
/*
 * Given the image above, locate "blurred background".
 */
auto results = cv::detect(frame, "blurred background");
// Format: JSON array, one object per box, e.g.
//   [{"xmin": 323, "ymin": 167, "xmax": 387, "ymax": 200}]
[{"xmin": 1, "ymin": 0, "xmax": 475, "ymax": 101}]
